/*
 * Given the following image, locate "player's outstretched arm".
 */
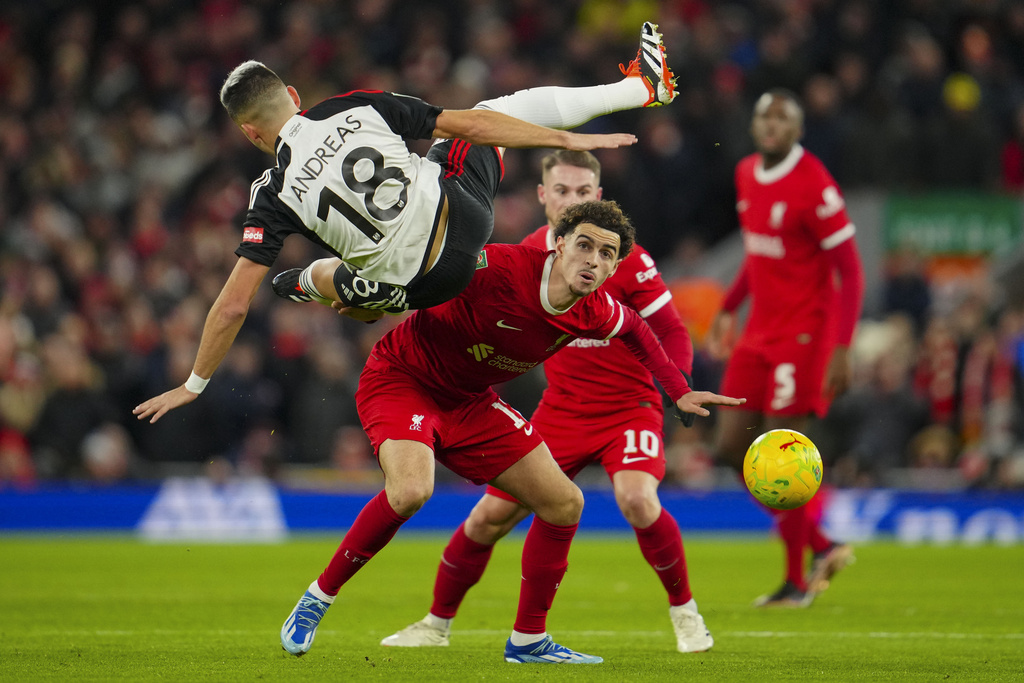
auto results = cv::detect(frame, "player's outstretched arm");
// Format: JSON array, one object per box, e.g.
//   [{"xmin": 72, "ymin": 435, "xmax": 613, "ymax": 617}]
[
  {"xmin": 433, "ymin": 109, "xmax": 637, "ymax": 150},
  {"xmin": 133, "ymin": 257, "xmax": 269, "ymax": 424},
  {"xmin": 675, "ymin": 390, "xmax": 745, "ymax": 419}
]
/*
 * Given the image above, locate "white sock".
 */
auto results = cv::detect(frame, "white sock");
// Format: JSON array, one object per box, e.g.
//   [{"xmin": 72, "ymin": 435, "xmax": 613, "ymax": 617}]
[
  {"xmin": 509, "ymin": 630, "xmax": 547, "ymax": 647},
  {"xmin": 307, "ymin": 579, "xmax": 335, "ymax": 604},
  {"xmin": 424, "ymin": 613, "xmax": 452, "ymax": 631},
  {"xmin": 670, "ymin": 598, "xmax": 698, "ymax": 618},
  {"xmin": 298, "ymin": 263, "xmax": 334, "ymax": 306},
  {"xmin": 475, "ymin": 79, "xmax": 650, "ymax": 130}
]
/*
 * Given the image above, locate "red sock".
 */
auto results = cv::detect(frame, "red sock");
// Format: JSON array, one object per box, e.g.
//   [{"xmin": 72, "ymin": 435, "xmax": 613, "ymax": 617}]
[
  {"xmin": 769, "ymin": 505, "xmax": 810, "ymax": 590},
  {"xmin": 633, "ymin": 508, "xmax": 692, "ymax": 606},
  {"xmin": 804, "ymin": 491, "xmax": 831, "ymax": 553},
  {"xmin": 317, "ymin": 491, "xmax": 409, "ymax": 596},
  {"xmin": 430, "ymin": 522, "xmax": 495, "ymax": 619},
  {"xmin": 513, "ymin": 518, "xmax": 577, "ymax": 634}
]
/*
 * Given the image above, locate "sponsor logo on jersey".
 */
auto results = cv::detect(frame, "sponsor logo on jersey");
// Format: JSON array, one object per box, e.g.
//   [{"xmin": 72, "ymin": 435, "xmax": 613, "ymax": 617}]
[
  {"xmin": 496, "ymin": 320, "xmax": 522, "ymax": 331},
  {"xmin": 410, "ymin": 414, "xmax": 424, "ymax": 431},
  {"xmin": 567, "ymin": 338, "xmax": 612, "ymax": 349},
  {"xmin": 743, "ymin": 231, "xmax": 785, "ymax": 258},
  {"xmin": 475, "ymin": 250, "xmax": 488, "ymax": 269},
  {"xmin": 242, "ymin": 227, "xmax": 264, "ymax": 243},
  {"xmin": 467, "ymin": 343, "xmax": 494, "ymax": 361},
  {"xmin": 636, "ymin": 266, "xmax": 659, "ymax": 283}
]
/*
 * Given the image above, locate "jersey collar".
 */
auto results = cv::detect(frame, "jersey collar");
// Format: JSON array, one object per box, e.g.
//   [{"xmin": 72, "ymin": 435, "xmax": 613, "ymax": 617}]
[
  {"xmin": 545, "ymin": 226, "xmax": 556, "ymax": 251},
  {"xmin": 754, "ymin": 144, "xmax": 804, "ymax": 184},
  {"xmin": 540, "ymin": 252, "xmax": 575, "ymax": 316}
]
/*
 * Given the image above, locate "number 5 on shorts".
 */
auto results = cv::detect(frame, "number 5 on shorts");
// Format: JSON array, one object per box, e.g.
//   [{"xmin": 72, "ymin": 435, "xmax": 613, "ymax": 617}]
[{"xmin": 770, "ymin": 362, "xmax": 796, "ymax": 411}]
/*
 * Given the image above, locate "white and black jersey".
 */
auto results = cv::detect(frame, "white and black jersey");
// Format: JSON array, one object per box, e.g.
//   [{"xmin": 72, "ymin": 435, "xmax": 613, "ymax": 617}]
[{"xmin": 236, "ymin": 90, "xmax": 445, "ymax": 286}]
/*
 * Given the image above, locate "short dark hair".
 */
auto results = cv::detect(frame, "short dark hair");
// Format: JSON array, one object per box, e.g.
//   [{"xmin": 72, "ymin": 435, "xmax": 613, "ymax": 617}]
[
  {"xmin": 553, "ymin": 200, "xmax": 634, "ymax": 259},
  {"xmin": 755, "ymin": 88, "xmax": 805, "ymax": 120},
  {"xmin": 541, "ymin": 150, "xmax": 602, "ymax": 185},
  {"xmin": 220, "ymin": 60, "xmax": 286, "ymax": 121}
]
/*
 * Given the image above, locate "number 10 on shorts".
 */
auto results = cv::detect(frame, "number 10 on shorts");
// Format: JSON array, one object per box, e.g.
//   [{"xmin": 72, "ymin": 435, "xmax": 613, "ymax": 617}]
[{"xmin": 622, "ymin": 429, "xmax": 659, "ymax": 464}]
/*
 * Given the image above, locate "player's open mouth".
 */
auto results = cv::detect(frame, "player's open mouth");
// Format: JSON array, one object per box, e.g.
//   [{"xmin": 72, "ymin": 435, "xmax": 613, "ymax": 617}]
[{"xmin": 578, "ymin": 272, "xmax": 595, "ymax": 284}]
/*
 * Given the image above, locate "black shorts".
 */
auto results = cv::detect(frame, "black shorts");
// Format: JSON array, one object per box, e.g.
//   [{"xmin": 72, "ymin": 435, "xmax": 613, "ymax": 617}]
[{"xmin": 407, "ymin": 140, "xmax": 503, "ymax": 309}]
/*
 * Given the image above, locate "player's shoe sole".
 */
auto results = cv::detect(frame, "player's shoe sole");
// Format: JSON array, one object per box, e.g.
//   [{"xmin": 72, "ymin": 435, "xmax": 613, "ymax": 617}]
[
  {"xmin": 807, "ymin": 543, "xmax": 855, "ymax": 593},
  {"xmin": 753, "ymin": 580, "xmax": 814, "ymax": 608},
  {"xmin": 619, "ymin": 21, "xmax": 677, "ymax": 106},
  {"xmin": 503, "ymin": 635, "xmax": 603, "ymax": 664},
  {"xmin": 280, "ymin": 590, "xmax": 331, "ymax": 655},
  {"xmin": 380, "ymin": 619, "xmax": 450, "ymax": 647}
]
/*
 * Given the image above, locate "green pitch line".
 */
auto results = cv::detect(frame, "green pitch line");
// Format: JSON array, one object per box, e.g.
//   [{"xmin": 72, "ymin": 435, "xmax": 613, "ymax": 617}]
[{"xmin": 1, "ymin": 536, "xmax": 1021, "ymax": 681}]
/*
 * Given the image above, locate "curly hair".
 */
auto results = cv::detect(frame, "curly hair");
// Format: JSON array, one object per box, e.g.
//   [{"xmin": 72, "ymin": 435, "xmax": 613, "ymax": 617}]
[{"xmin": 552, "ymin": 200, "xmax": 634, "ymax": 259}]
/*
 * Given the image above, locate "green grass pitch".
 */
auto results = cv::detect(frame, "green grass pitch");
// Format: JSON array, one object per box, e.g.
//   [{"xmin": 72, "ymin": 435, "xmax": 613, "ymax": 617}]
[{"xmin": 2, "ymin": 534, "xmax": 1021, "ymax": 681}]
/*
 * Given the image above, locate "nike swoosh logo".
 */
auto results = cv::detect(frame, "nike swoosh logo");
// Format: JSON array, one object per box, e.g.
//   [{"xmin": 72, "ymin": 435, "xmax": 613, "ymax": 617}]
[
  {"xmin": 653, "ymin": 559, "xmax": 679, "ymax": 571},
  {"xmin": 622, "ymin": 455, "xmax": 651, "ymax": 464},
  {"xmin": 496, "ymin": 319, "xmax": 522, "ymax": 331}
]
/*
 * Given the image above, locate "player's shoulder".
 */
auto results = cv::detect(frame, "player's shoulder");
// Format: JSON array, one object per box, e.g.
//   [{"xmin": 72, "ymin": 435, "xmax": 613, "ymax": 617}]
[
  {"xmin": 795, "ymin": 148, "xmax": 839, "ymax": 184},
  {"xmin": 520, "ymin": 225, "xmax": 551, "ymax": 250},
  {"xmin": 480, "ymin": 242, "xmax": 545, "ymax": 269},
  {"xmin": 736, "ymin": 154, "xmax": 759, "ymax": 178}
]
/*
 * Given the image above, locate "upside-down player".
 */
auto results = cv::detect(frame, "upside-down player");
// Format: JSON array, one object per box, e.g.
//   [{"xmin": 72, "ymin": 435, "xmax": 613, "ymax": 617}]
[
  {"xmin": 132, "ymin": 21, "xmax": 676, "ymax": 411},
  {"xmin": 380, "ymin": 150, "xmax": 714, "ymax": 653},
  {"xmin": 706, "ymin": 89, "xmax": 863, "ymax": 607}
]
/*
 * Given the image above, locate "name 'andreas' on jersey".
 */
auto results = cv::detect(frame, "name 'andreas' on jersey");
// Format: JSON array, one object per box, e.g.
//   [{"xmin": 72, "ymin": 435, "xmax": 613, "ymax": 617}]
[{"xmin": 238, "ymin": 91, "xmax": 444, "ymax": 286}]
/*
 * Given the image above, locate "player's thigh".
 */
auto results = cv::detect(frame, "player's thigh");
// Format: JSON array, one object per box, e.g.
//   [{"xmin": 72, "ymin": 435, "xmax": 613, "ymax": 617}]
[{"xmin": 489, "ymin": 442, "xmax": 582, "ymax": 525}]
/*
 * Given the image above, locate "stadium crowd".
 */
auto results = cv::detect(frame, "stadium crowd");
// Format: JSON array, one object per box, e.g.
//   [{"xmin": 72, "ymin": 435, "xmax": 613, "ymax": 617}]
[{"xmin": 0, "ymin": 0, "xmax": 1022, "ymax": 490}]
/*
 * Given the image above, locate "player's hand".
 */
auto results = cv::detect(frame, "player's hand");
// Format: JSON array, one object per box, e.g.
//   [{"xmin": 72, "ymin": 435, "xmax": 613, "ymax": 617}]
[
  {"xmin": 705, "ymin": 311, "xmax": 735, "ymax": 361},
  {"xmin": 674, "ymin": 390, "xmax": 745, "ymax": 419},
  {"xmin": 823, "ymin": 345, "xmax": 852, "ymax": 399},
  {"xmin": 332, "ymin": 303, "xmax": 385, "ymax": 323},
  {"xmin": 565, "ymin": 132, "xmax": 638, "ymax": 151},
  {"xmin": 133, "ymin": 385, "xmax": 200, "ymax": 424}
]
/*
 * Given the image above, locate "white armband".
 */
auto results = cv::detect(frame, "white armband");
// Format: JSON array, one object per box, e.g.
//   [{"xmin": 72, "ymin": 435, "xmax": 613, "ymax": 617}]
[{"xmin": 185, "ymin": 371, "xmax": 210, "ymax": 395}]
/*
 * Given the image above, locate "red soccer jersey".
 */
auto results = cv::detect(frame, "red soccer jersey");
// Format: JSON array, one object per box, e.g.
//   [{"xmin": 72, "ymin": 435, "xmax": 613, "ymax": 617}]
[
  {"xmin": 733, "ymin": 145, "xmax": 854, "ymax": 346},
  {"xmin": 521, "ymin": 226, "xmax": 676, "ymax": 414},
  {"xmin": 367, "ymin": 243, "xmax": 687, "ymax": 407}
]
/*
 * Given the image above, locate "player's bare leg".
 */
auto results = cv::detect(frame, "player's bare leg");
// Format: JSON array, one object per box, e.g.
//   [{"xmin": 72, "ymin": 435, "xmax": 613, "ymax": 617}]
[
  {"xmin": 381, "ymin": 494, "xmax": 531, "ymax": 647},
  {"xmin": 281, "ymin": 439, "xmax": 433, "ymax": 655},
  {"xmin": 612, "ymin": 470, "xmax": 713, "ymax": 653}
]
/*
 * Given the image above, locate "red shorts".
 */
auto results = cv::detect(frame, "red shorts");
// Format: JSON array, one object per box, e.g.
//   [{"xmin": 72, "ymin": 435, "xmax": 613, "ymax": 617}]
[
  {"xmin": 487, "ymin": 402, "xmax": 665, "ymax": 502},
  {"xmin": 720, "ymin": 338, "xmax": 833, "ymax": 416},
  {"xmin": 356, "ymin": 363, "xmax": 544, "ymax": 485}
]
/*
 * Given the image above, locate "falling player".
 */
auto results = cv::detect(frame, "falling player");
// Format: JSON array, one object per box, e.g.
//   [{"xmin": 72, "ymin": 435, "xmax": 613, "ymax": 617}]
[
  {"xmin": 706, "ymin": 89, "xmax": 863, "ymax": 607},
  {"xmin": 133, "ymin": 21, "xmax": 677, "ymax": 409},
  {"xmin": 380, "ymin": 150, "xmax": 713, "ymax": 653}
]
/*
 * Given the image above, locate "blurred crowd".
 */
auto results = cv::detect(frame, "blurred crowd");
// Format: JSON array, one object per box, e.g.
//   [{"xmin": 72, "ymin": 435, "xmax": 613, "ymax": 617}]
[{"xmin": 0, "ymin": 0, "xmax": 1022, "ymax": 490}]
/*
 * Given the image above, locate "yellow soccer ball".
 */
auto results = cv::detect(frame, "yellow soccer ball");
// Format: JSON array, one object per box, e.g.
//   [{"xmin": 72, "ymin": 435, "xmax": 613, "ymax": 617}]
[{"xmin": 743, "ymin": 429, "xmax": 823, "ymax": 510}]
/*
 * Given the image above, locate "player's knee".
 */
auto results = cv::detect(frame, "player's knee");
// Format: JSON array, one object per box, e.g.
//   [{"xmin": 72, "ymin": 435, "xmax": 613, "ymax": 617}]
[
  {"xmin": 386, "ymin": 480, "xmax": 434, "ymax": 517},
  {"xmin": 465, "ymin": 507, "xmax": 507, "ymax": 544},
  {"xmin": 617, "ymin": 490, "xmax": 661, "ymax": 528},
  {"xmin": 536, "ymin": 482, "xmax": 583, "ymax": 526}
]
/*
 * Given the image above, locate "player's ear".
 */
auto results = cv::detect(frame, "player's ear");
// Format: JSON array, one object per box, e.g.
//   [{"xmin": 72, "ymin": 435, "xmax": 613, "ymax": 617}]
[
  {"xmin": 537, "ymin": 183, "xmax": 546, "ymax": 205},
  {"xmin": 595, "ymin": 186, "xmax": 603, "ymax": 200},
  {"xmin": 286, "ymin": 85, "xmax": 301, "ymax": 109}
]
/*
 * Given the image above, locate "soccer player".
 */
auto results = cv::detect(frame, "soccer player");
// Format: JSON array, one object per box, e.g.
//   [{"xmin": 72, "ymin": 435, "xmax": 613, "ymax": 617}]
[
  {"xmin": 139, "ymin": 200, "xmax": 743, "ymax": 664},
  {"xmin": 379, "ymin": 151, "xmax": 713, "ymax": 653},
  {"xmin": 137, "ymin": 21, "xmax": 677, "ymax": 406},
  {"xmin": 705, "ymin": 89, "xmax": 863, "ymax": 607}
]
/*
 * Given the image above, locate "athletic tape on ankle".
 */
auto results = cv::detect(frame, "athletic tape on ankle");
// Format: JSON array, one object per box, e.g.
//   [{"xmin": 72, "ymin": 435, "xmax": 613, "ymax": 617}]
[{"xmin": 185, "ymin": 371, "xmax": 210, "ymax": 394}]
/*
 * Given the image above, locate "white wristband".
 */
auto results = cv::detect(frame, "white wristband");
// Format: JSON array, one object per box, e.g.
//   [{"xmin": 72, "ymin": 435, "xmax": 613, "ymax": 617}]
[{"xmin": 184, "ymin": 371, "xmax": 210, "ymax": 395}]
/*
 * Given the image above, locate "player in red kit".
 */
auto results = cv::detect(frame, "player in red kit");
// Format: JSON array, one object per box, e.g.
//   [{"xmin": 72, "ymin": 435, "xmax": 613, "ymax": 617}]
[
  {"xmin": 137, "ymin": 199, "xmax": 742, "ymax": 664},
  {"xmin": 380, "ymin": 151, "xmax": 713, "ymax": 653},
  {"xmin": 706, "ymin": 89, "xmax": 863, "ymax": 607}
]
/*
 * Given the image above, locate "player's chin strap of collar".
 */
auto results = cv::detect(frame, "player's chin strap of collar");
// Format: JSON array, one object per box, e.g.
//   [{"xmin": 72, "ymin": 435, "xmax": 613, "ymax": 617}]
[{"xmin": 673, "ymin": 371, "xmax": 696, "ymax": 428}]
